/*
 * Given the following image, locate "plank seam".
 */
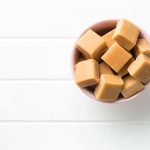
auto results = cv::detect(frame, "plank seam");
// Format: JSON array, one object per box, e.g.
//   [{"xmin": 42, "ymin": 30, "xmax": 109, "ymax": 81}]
[
  {"xmin": 0, "ymin": 37, "xmax": 76, "ymax": 39},
  {"xmin": 0, "ymin": 120, "xmax": 149, "ymax": 124},
  {"xmin": 0, "ymin": 79, "xmax": 73, "ymax": 81}
]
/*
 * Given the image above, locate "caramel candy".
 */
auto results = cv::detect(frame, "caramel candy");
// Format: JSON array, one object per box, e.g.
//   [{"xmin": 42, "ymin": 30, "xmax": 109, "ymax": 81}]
[
  {"xmin": 103, "ymin": 29, "xmax": 115, "ymax": 48},
  {"xmin": 135, "ymin": 39, "xmax": 150, "ymax": 57},
  {"xmin": 121, "ymin": 76, "xmax": 144, "ymax": 98},
  {"xmin": 76, "ymin": 29, "xmax": 107, "ymax": 60},
  {"xmin": 99, "ymin": 62, "xmax": 113, "ymax": 75},
  {"xmin": 113, "ymin": 19, "xmax": 139, "ymax": 50},
  {"xmin": 75, "ymin": 59, "xmax": 99, "ymax": 87},
  {"xmin": 102, "ymin": 42, "xmax": 132, "ymax": 72},
  {"xmin": 94, "ymin": 74, "xmax": 123, "ymax": 101},
  {"xmin": 128, "ymin": 54, "xmax": 150, "ymax": 83},
  {"xmin": 118, "ymin": 58, "xmax": 134, "ymax": 77}
]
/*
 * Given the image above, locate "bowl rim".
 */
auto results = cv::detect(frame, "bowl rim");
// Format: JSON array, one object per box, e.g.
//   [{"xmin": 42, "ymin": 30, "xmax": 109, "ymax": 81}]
[{"xmin": 71, "ymin": 19, "xmax": 150, "ymax": 104}]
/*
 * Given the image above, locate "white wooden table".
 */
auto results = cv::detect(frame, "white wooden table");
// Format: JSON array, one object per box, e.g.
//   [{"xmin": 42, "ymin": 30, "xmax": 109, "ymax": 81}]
[{"xmin": 0, "ymin": 0, "xmax": 150, "ymax": 149}]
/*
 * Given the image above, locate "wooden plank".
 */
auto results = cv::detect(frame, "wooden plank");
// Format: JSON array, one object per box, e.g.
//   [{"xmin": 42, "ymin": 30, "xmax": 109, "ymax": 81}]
[
  {"xmin": 0, "ymin": 39, "xmax": 73, "ymax": 79},
  {"xmin": 0, "ymin": 80, "xmax": 149, "ymax": 121},
  {"xmin": 0, "ymin": 0, "xmax": 148, "ymax": 37},
  {"xmin": 0, "ymin": 123, "xmax": 149, "ymax": 150}
]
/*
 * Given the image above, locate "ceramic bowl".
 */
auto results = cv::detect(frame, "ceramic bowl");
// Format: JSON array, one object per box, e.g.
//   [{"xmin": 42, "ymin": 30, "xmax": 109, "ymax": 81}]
[{"xmin": 72, "ymin": 19, "xmax": 150, "ymax": 103}]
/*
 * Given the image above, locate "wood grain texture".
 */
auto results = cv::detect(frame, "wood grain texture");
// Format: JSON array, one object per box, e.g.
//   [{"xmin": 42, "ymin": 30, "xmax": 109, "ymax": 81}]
[{"xmin": 0, "ymin": 0, "xmax": 150, "ymax": 149}]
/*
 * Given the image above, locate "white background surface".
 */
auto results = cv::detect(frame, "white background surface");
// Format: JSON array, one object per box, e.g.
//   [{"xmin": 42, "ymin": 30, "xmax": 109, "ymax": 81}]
[{"xmin": 0, "ymin": 0, "xmax": 150, "ymax": 149}]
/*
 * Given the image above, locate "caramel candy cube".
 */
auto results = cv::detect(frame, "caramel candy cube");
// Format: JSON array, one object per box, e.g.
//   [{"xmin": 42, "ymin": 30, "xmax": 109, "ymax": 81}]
[
  {"xmin": 76, "ymin": 29, "xmax": 107, "ymax": 60},
  {"xmin": 128, "ymin": 54, "xmax": 150, "ymax": 83},
  {"xmin": 75, "ymin": 59, "xmax": 99, "ymax": 87},
  {"xmin": 135, "ymin": 39, "xmax": 150, "ymax": 57},
  {"xmin": 118, "ymin": 58, "xmax": 134, "ymax": 77},
  {"xmin": 94, "ymin": 74, "xmax": 123, "ymax": 101},
  {"xmin": 99, "ymin": 62, "xmax": 113, "ymax": 75},
  {"xmin": 102, "ymin": 42, "xmax": 132, "ymax": 72},
  {"xmin": 103, "ymin": 29, "xmax": 115, "ymax": 48},
  {"xmin": 113, "ymin": 19, "xmax": 139, "ymax": 51},
  {"xmin": 121, "ymin": 76, "xmax": 144, "ymax": 98}
]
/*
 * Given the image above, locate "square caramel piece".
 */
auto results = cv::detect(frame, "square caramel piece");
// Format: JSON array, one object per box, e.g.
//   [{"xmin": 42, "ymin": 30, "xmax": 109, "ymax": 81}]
[
  {"xmin": 113, "ymin": 19, "xmax": 139, "ymax": 51},
  {"xmin": 103, "ymin": 29, "xmax": 115, "ymax": 48},
  {"xmin": 128, "ymin": 54, "xmax": 150, "ymax": 83},
  {"xmin": 118, "ymin": 57, "xmax": 134, "ymax": 77},
  {"xmin": 76, "ymin": 29, "xmax": 107, "ymax": 60},
  {"xmin": 101, "ymin": 42, "xmax": 132, "ymax": 73},
  {"xmin": 94, "ymin": 74, "xmax": 123, "ymax": 101},
  {"xmin": 99, "ymin": 62, "xmax": 113, "ymax": 75},
  {"xmin": 75, "ymin": 59, "xmax": 99, "ymax": 87},
  {"xmin": 135, "ymin": 39, "xmax": 150, "ymax": 57},
  {"xmin": 121, "ymin": 76, "xmax": 144, "ymax": 98}
]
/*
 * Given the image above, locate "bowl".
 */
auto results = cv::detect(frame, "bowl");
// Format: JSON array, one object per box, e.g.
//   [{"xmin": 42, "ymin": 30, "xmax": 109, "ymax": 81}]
[{"xmin": 72, "ymin": 19, "xmax": 150, "ymax": 103}]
